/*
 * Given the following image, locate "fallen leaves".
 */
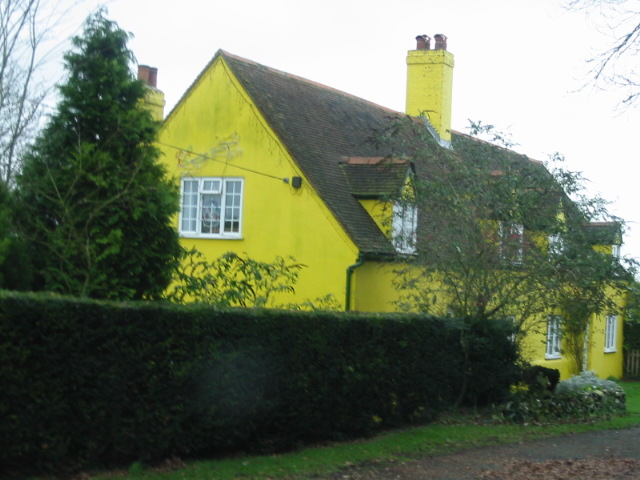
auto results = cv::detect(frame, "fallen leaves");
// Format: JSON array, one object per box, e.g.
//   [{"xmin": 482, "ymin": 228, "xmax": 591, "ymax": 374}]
[{"xmin": 479, "ymin": 458, "xmax": 640, "ymax": 480}]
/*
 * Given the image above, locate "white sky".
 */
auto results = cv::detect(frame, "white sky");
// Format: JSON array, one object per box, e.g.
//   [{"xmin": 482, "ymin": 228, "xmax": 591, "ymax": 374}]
[{"xmin": 51, "ymin": 0, "xmax": 640, "ymax": 260}]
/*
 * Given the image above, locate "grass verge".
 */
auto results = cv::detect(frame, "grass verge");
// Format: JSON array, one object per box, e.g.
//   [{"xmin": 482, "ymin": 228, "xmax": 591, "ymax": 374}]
[{"xmin": 65, "ymin": 381, "xmax": 640, "ymax": 480}]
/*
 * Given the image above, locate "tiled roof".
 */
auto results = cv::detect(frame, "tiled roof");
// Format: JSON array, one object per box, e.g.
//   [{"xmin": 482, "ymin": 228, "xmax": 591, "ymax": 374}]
[
  {"xmin": 340, "ymin": 157, "xmax": 411, "ymax": 198},
  {"xmin": 219, "ymin": 50, "xmax": 409, "ymax": 257},
  {"xmin": 449, "ymin": 131, "xmax": 565, "ymax": 231},
  {"xmin": 172, "ymin": 50, "xmax": 564, "ymax": 257}
]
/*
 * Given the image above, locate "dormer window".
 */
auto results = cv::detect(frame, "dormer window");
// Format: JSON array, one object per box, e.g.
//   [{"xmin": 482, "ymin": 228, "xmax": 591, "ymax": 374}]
[
  {"xmin": 339, "ymin": 156, "xmax": 416, "ymax": 255},
  {"xmin": 392, "ymin": 201, "xmax": 417, "ymax": 254}
]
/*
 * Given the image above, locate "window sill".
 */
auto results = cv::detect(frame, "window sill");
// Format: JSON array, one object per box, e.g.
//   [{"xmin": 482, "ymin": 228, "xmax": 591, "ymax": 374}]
[
  {"xmin": 604, "ymin": 349, "xmax": 617, "ymax": 354},
  {"xmin": 394, "ymin": 249, "xmax": 418, "ymax": 256},
  {"xmin": 545, "ymin": 354, "xmax": 562, "ymax": 360},
  {"xmin": 179, "ymin": 233, "xmax": 243, "ymax": 240}
]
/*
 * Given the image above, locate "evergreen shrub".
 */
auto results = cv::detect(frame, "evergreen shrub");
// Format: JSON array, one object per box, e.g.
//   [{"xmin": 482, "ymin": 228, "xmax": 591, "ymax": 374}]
[
  {"xmin": 522, "ymin": 365, "xmax": 561, "ymax": 394},
  {"xmin": 0, "ymin": 291, "xmax": 518, "ymax": 474},
  {"xmin": 624, "ymin": 321, "xmax": 640, "ymax": 351},
  {"xmin": 624, "ymin": 321, "xmax": 640, "ymax": 379}
]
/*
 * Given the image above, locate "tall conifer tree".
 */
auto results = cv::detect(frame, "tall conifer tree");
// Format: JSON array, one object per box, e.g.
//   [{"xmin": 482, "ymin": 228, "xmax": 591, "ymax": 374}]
[{"xmin": 15, "ymin": 9, "xmax": 180, "ymax": 299}]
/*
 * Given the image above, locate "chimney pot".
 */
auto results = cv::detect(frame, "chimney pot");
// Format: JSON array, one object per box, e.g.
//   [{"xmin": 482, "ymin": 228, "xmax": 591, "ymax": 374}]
[
  {"xmin": 138, "ymin": 65, "xmax": 150, "ymax": 83},
  {"xmin": 415, "ymin": 34, "xmax": 431, "ymax": 50},
  {"xmin": 137, "ymin": 65, "xmax": 158, "ymax": 88},
  {"xmin": 434, "ymin": 34, "xmax": 447, "ymax": 50},
  {"xmin": 148, "ymin": 67, "xmax": 158, "ymax": 88},
  {"xmin": 137, "ymin": 64, "xmax": 165, "ymax": 121},
  {"xmin": 406, "ymin": 31, "xmax": 454, "ymax": 146}
]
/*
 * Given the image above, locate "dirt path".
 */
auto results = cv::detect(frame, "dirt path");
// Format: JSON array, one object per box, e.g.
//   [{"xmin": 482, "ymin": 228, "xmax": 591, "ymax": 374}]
[{"xmin": 327, "ymin": 427, "xmax": 640, "ymax": 479}]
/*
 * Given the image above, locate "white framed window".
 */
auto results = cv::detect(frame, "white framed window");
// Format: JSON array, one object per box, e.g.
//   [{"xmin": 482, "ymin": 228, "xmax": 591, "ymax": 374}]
[
  {"xmin": 392, "ymin": 201, "xmax": 417, "ymax": 254},
  {"xmin": 604, "ymin": 314, "xmax": 618, "ymax": 353},
  {"xmin": 612, "ymin": 244, "xmax": 621, "ymax": 258},
  {"xmin": 499, "ymin": 222, "xmax": 524, "ymax": 265},
  {"xmin": 545, "ymin": 316, "xmax": 562, "ymax": 359},
  {"xmin": 548, "ymin": 234, "xmax": 564, "ymax": 255},
  {"xmin": 506, "ymin": 315, "xmax": 517, "ymax": 342},
  {"xmin": 180, "ymin": 177, "xmax": 243, "ymax": 238}
]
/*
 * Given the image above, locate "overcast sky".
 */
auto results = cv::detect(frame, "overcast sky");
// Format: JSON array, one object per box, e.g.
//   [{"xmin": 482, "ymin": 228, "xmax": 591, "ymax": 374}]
[{"xmin": 54, "ymin": 0, "xmax": 640, "ymax": 260}]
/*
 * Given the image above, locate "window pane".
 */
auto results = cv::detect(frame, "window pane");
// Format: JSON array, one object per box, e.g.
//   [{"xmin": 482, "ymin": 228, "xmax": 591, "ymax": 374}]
[
  {"xmin": 549, "ymin": 234, "xmax": 564, "ymax": 255},
  {"xmin": 605, "ymin": 315, "xmax": 617, "ymax": 352},
  {"xmin": 201, "ymin": 193, "xmax": 221, "ymax": 234},
  {"xmin": 546, "ymin": 317, "xmax": 561, "ymax": 358},
  {"xmin": 223, "ymin": 180, "xmax": 242, "ymax": 233},
  {"xmin": 392, "ymin": 202, "xmax": 417, "ymax": 254},
  {"xmin": 500, "ymin": 222, "xmax": 524, "ymax": 264},
  {"xmin": 202, "ymin": 179, "xmax": 221, "ymax": 192},
  {"xmin": 181, "ymin": 180, "xmax": 199, "ymax": 233}
]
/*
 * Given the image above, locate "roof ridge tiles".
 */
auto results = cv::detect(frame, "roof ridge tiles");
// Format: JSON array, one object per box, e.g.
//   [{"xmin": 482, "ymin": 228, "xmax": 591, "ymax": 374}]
[{"xmin": 219, "ymin": 50, "xmax": 402, "ymax": 115}]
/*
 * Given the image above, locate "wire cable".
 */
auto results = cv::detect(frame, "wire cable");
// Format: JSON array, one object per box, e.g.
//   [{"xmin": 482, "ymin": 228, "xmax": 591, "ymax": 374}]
[{"xmin": 158, "ymin": 141, "xmax": 289, "ymax": 183}]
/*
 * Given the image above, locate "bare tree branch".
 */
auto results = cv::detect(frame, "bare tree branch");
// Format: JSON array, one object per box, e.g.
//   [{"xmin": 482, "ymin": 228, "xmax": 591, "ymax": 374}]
[
  {"xmin": 0, "ymin": 0, "xmax": 45, "ymax": 185},
  {"xmin": 568, "ymin": 0, "xmax": 640, "ymax": 108},
  {"xmin": 0, "ymin": 0, "xmax": 92, "ymax": 186}
]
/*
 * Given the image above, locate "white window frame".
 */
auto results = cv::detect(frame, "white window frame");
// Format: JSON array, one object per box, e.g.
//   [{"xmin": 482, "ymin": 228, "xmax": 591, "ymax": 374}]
[
  {"xmin": 179, "ymin": 177, "xmax": 244, "ymax": 238},
  {"xmin": 545, "ymin": 316, "xmax": 562, "ymax": 359},
  {"xmin": 392, "ymin": 201, "xmax": 417, "ymax": 254},
  {"xmin": 604, "ymin": 314, "xmax": 618, "ymax": 353},
  {"xmin": 499, "ymin": 222, "xmax": 524, "ymax": 265}
]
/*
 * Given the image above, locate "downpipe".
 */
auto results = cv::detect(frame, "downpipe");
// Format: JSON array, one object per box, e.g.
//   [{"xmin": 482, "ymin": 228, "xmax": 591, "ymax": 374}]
[{"xmin": 345, "ymin": 254, "xmax": 364, "ymax": 312}]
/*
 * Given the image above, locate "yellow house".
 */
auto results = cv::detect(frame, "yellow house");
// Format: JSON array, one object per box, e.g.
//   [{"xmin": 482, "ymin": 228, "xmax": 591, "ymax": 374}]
[{"xmin": 147, "ymin": 34, "xmax": 626, "ymax": 380}]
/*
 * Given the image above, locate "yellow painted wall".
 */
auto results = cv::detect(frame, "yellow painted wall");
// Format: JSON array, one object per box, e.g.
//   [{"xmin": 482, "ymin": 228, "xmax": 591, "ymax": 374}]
[
  {"xmin": 358, "ymin": 177, "xmax": 414, "ymax": 241},
  {"xmin": 588, "ymin": 313, "xmax": 624, "ymax": 379},
  {"xmin": 520, "ymin": 310, "xmax": 624, "ymax": 380},
  {"xmin": 156, "ymin": 54, "xmax": 623, "ymax": 381},
  {"xmin": 353, "ymin": 258, "xmax": 626, "ymax": 380},
  {"xmin": 359, "ymin": 199, "xmax": 392, "ymax": 237},
  {"xmin": 353, "ymin": 254, "xmax": 625, "ymax": 380},
  {"xmin": 158, "ymin": 57, "xmax": 359, "ymax": 308},
  {"xmin": 522, "ymin": 322, "xmax": 575, "ymax": 379},
  {"xmin": 351, "ymin": 261, "xmax": 406, "ymax": 312}
]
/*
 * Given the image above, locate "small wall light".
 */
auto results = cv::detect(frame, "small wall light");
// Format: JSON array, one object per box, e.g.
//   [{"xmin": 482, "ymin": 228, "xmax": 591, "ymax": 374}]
[{"xmin": 291, "ymin": 176, "xmax": 302, "ymax": 189}]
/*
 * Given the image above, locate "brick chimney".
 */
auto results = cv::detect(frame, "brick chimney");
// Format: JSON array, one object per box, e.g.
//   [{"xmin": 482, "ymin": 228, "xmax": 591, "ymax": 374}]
[
  {"xmin": 405, "ymin": 33, "xmax": 454, "ymax": 146},
  {"xmin": 138, "ymin": 64, "xmax": 165, "ymax": 121}
]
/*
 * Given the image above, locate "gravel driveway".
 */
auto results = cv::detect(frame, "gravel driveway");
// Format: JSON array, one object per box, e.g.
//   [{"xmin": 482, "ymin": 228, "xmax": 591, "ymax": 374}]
[{"xmin": 326, "ymin": 427, "xmax": 640, "ymax": 479}]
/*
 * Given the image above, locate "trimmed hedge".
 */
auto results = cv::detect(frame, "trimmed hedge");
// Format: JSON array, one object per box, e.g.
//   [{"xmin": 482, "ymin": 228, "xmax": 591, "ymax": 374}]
[{"xmin": 0, "ymin": 292, "xmax": 519, "ymax": 474}]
